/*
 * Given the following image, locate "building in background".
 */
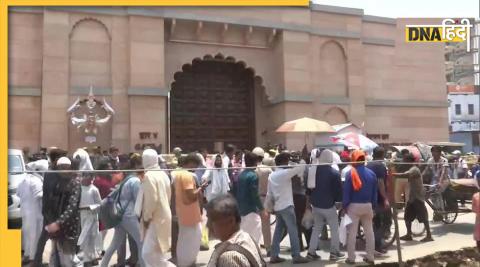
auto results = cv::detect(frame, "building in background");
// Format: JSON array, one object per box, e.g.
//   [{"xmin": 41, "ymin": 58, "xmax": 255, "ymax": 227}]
[
  {"xmin": 8, "ymin": 5, "xmax": 450, "ymax": 152},
  {"xmin": 447, "ymin": 19, "xmax": 480, "ymax": 154}
]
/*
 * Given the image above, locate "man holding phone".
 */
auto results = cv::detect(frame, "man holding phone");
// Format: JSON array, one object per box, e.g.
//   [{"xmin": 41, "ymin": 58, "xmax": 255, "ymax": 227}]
[{"xmin": 174, "ymin": 153, "xmax": 209, "ymax": 267}]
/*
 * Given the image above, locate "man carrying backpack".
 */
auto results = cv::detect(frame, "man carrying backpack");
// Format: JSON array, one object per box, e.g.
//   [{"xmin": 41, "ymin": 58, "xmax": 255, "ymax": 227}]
[{"xmin": 100, "ymin": 154, "xmax": 145, "ymax": 267}]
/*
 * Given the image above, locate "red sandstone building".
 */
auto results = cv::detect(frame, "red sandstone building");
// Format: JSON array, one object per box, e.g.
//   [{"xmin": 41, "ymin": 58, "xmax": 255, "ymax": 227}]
[{"xmin": 8, "ymin": 5, "xmax": 449, "ymax": 153}]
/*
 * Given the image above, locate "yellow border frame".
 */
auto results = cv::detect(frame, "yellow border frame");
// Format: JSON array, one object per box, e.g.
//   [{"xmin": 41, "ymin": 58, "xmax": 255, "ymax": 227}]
[{"xmin": 0, "ymin": 1, "xmax": 308, "ymax": 266}]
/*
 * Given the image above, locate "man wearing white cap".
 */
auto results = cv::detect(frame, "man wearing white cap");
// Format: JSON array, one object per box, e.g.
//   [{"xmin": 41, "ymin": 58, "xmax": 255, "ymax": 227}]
[
  {"xmin": 139, "ymin": 149, "xmax": 174, "ymax": 267},
  {"xmin": 45, "ymin": 157, "xmax": 83, "ymax": 267}
]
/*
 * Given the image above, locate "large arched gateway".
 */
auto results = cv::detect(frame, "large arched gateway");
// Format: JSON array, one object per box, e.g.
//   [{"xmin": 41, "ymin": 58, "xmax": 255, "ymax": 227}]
[{"xmin": 169, "ymin": 54, "xmax": 258, "ymax": 152}]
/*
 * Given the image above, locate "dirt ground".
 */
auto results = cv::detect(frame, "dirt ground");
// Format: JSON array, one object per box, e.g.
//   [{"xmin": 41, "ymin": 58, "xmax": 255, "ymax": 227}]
[{"xmin": 376, "ymin": 247, "xmax": 480, "ymax": 267}]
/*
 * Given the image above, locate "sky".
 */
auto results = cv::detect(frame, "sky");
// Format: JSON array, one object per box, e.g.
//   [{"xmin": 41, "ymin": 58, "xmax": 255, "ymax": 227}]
[{"xmin": 314, "ymin": 0, "xmax": 480, "ymax": 18}]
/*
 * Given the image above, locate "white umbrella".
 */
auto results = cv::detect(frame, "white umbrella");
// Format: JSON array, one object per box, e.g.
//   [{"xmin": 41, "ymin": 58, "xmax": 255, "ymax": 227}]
[{"xmin": 331, "ymin": 132, "xmax": 378, "ymax": 152}]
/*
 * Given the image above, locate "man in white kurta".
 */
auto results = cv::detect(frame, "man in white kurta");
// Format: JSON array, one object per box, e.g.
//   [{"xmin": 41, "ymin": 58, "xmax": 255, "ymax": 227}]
[
  {"xmin": 18, "ymin": 159, "xmax": 48, "ymax": 263},
  {"xmin": 78, "ymin": 177, "xmax": 102, "ymax": 265},
  {"xmin": 74, "ymin": 148, "xmax": 102, "ymax": 266},
  {"xmin": 140, "ymin": 149, "xmax": 174, "ymax": 267}
]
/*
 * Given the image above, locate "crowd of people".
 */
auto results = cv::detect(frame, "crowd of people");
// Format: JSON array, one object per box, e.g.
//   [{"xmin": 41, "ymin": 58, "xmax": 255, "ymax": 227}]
[{"xmin": 15, "ymin": 143, "xmax": 480, "ymax": 267}]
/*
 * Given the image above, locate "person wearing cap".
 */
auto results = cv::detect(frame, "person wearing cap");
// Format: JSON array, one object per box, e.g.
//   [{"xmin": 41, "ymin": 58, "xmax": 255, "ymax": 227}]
[
  {"xmin": 140, "ymin": 149, "xmax": 174, "ymax": 266},
  {"xmin": 343, "ymin": 150, "xmax": 377, "ymax": 265},
  {"xmin": 306, "ymin": 149, "xmax": 344, "ymax": 261},
  {"xmin": 18, "ymin": 159, "xmax": 48, "ymax": 265},
  {"xmin": 45, "ymin": 157, "xmax": 83, "ymax": 267},
  {"xmin": 252, "ymin": 147, "xmax": 273, "ymax": 254}
]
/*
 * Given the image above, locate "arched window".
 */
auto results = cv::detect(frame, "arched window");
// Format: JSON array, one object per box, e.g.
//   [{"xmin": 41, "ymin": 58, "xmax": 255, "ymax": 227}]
[
  {"xmin": 69, "ymin": 19, "xmax": 111, "ymax": 90},
  {"xmin": 325, "ymin": 107, "xmax": 348, "ymax": 125}
]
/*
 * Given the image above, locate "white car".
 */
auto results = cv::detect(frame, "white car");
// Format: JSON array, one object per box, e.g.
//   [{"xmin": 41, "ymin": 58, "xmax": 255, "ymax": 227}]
[{"xmin": 8, "ymin": 149, "xmax": 28, "ymax": 228}]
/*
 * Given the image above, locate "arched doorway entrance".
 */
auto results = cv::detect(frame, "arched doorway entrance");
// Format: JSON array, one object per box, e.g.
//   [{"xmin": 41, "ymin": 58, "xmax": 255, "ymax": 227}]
[{"xmin": 170, "ymin": 54, "xmax": 257, "ymax": 152}]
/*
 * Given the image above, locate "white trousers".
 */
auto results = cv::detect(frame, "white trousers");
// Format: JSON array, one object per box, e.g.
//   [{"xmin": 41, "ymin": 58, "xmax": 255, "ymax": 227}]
[
  {"xmin": 22, "ymin": 216, "xmax": 43, "ymax": 260},
  {"xmin": 49, "ymin": 241, "xmax": 83, "ymax": 267},
  {"xmin": 142, "ymin": 226, "xmax": 175, "ymax": 267},
  {"xmin": 177, "ymin": 223, "xmax": 202, "ymax": 267},
  {"xmin": 240, "ymin": 212, "xmax": 262, "ymax": 243},
  {"xmin": 78, "ymin": 211, "xmax": 101, "ymax": 263}
]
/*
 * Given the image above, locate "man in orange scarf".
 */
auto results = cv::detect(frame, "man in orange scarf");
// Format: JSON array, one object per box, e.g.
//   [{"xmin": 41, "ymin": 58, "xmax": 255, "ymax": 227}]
[{"xmin": 342, "ymin": 150, "xmax": 378, "ymax": 265}]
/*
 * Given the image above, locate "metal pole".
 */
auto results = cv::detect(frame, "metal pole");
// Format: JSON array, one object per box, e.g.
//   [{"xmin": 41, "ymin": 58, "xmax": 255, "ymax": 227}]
[
  {"xmin": 391, "ymin": 170, "xmax": 404, "ymax": 267},
  {"xmin": 393, "ymin": 204, "xmax": 404, "ymax": 267}
]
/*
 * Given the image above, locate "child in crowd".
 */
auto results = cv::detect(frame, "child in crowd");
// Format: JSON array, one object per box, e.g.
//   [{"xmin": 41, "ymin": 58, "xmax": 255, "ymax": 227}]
[{"xmin": 78, "ymin": 174, "xmax": 102, "ymax": 267}]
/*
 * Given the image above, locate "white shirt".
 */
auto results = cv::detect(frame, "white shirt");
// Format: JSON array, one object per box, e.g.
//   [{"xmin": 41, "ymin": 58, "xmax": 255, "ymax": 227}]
[
  {"xmin": 332, "ymin": 152, "xmax": 342, "ymax": 171},
  {"xmin": 79, "ymin": 184, "xmax": 102, "ymax": 209},
  {"xmin": 341, "ymin": 165, "xmax": 352, "ymax": 182},
  {"xmin": 222, "ymin": 154, "xmax": 231, "ymax": 169},
  {"xmin": 267, "ymin": 165, "xmax": 305, "ymax": 212},
  {"xmin": 17, "ymin": 174, "xmax": 43, "ymax": 220}
]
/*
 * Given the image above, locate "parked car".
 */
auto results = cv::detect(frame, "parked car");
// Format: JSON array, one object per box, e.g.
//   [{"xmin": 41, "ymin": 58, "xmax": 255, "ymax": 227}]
[{"xmin": 8, "ymin": 149, "xmax": 27, "ymax": 228}]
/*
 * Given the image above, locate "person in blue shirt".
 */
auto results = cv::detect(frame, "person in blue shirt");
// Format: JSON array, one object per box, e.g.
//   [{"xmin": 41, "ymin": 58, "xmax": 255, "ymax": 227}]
[
  {"xmin": 343, "ymin": 150, "xmax": 378, "ymax": 265},
  {"xmin": 307, "ymin": 149, "xmax": 344, "ymax": 261},
  {"xmin": 366, "ymin": 146, "xmax": 391, "ymax": 255}
]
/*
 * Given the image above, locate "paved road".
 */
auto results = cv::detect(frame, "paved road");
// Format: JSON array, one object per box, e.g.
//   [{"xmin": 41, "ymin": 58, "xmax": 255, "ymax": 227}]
[{"xmin": 36, "ymin": 206, "xmax": 476, "ymax": 266}]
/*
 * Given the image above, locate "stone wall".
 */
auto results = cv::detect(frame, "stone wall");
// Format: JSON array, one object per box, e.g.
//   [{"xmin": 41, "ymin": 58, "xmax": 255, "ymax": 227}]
[{"xmin": 7, "ymin": 6, "xmax": 449, "ymax": 153}]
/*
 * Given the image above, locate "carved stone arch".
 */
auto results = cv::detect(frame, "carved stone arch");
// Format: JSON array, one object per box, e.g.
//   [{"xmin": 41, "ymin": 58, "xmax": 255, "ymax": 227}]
[
  {"xmin": 324, "ymin": 106, "xmax": 348, "ymax": 125},
  {"xmin": 321, "ymin": 40, "xmax": 347, "ymax": 59},
  {"xmin": 68, "ymin": 16, "xmax": 113, "ymax": 151},
  {"xmin": 320, "ymin": 40, "xmax": 348, "ymax": 97},
  {"xmin": 69, "ymin": 17, "xmax": 112, "ymax": 40}
]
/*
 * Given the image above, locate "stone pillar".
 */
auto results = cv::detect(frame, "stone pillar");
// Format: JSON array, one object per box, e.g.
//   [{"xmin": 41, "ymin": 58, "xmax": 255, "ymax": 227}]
[
  {"xmin": 111, "ymin": 16, "xmax": 130, "ymax": 153},
  {"xmin": 345, "ymin": 39, "xmax": 366, "ymax": 128},
  {"xmin": 40, "ymin": 10, "xmax": 70, "ymax": 149},
  {"xmin": 281, "ymin": 31, "xmax": 314, "ymax": 150},
  {"xmin": 128, "ymin": 16, "xmax": 167, "ymax": 153}
]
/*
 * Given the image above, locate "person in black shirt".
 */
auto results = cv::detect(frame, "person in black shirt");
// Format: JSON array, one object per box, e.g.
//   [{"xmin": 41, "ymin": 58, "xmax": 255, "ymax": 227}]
[
  {"xmin": 45, "ymin": 157, "xmax": 82, "ymax": 267},
  {"xmin": 366, "ymin": 147, "xmax": 391, "ymax": 254},
  {"xmin": 32, "ymin": 149, "xmax": 66, "ymax": 267}
]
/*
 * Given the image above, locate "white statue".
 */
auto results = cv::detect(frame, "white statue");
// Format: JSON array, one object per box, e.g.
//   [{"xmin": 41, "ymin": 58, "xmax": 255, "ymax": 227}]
[{"xmin": 67, "ymin": 86, "xmax": 115, "ymax": 136}]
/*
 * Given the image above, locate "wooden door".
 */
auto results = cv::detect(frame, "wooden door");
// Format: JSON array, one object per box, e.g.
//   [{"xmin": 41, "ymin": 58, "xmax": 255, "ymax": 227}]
[{"xmin": 170, "ymin": 57, "xmax": 255, "ymax": 152}]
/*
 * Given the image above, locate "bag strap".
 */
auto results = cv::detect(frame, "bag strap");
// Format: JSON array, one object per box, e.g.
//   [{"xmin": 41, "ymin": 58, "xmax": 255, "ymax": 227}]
[
  {"xmin": 222, "ymin": 234, "xmax": 266, "ymax": 267},
  {"xmin": 114, "ymin": 175, "xmax": 132, "ymax": 208},
  {"xmin": 223, "ymin": 244, "xmax": 264, "ymax": 267}
]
